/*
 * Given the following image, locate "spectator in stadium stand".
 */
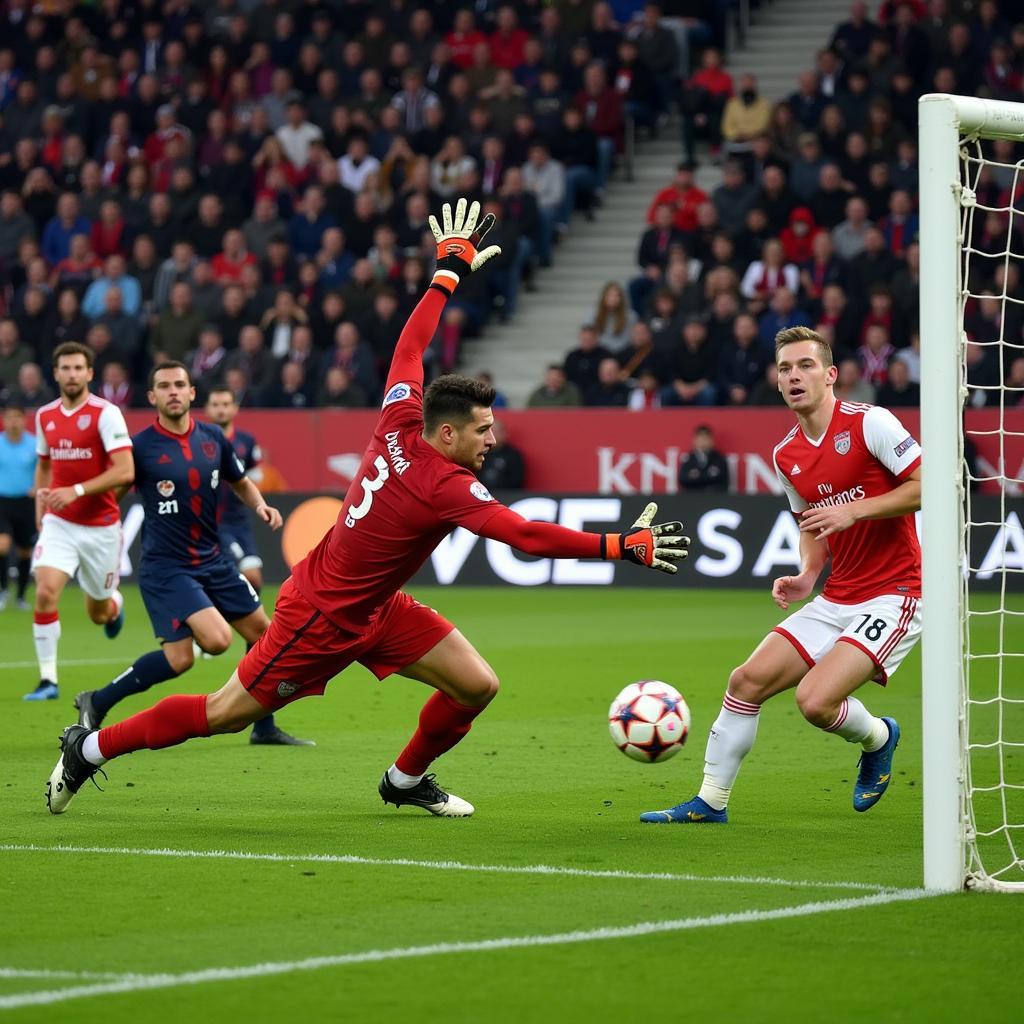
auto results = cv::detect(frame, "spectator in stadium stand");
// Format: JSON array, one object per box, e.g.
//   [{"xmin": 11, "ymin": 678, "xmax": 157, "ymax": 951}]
[
  {"xmin": 95, "ymin": 287, "xmax": 141, "ymax": 358},
  {"xmin": 879, "ymin": 189, "xmax": 919, "ymax": 261},
  {"xmin": 150, "ymin": 282, "xmax": 203, "ymax": 364},
  {"xmin": 817, "ymin": 283, "xmax": 861, "ymax": 358},
  {"xmin": 679, "ymin": 45, "xmax": 732, "ymax": 163},
  {"xmin": 188, "ymin": 325, "xmax": 229, "ymax": 399},
  {"xmin": 660, "ymin": 315, "xmax": 718, "ymax": 407},
  {"xmin": 80, "ymin": 255, "xmax": 141, "ymax": 321},
  {"xmin": 51, "ymin": 233, "xmax": 100, "ymax": 296},
  {"xmin": 41, "ymin": 192, "xmax": 90, "ymax": 268},
  {"xmin": 584, "ymin": 356, "xmax": 631, "ymax": 408},
  {"xmin": 476, "ymin": 419, "xmax": 525, "ymax": 492},
  {"xmin": 758, "ymin": 287, "xmax": 812, "ymax": 354},
  {"xmin": 851, "ymin": 226, "xmax": 901, "ymax": 298},
  {"xmin": 262, "ymin": 359, "xmax": 314, "ymax": 409},
  {"xmin": 521, "ymin": 141, "xmax": 565, "ymax": 269},
  {"xmin": 473, "ymin": 371, "xmax": 508, "ymax": 410},
  {"xmin": 318, "ymin": 366, "xmax": 369, "ymax": 409},
  {"xmin": 0, "ymin": 321, "xmax": 32, "ymax": 396},
  {"xmin": 275, "ymin": 99, "xmax": 323, "ymax": 170},
  {"xmin": 552, "ymin": 107, "xmax": 600, "ymax": 228},
  {"xmin": 831, "ymin": 196, "xmax": 874, "ymax": 262},
  {"xmin": 647, "ymin": 161, "xmax": 708, "ymax": 235},
  {"xmin": 153, "ymin": 241, "xmax": 196, "ymax": 314},
  {"xmin": 833, "ymin": 356, "xmax": 876, "ymax": 404},
  {"xmin": 319, "ymin": 321, "xmax": 381, "ymax": 405},
  {"xmin": 678, "ymin": 425, "xmax": 729, "ymax": 492},
  {"xmin": 445, "ymin": 9, "xmax": 486, "ymax": 70},
  {"xmin": 779, "ymin": 207, "xmax": 823, "ymax": 266},
  {"xmin": 1006, "ymin": 358, "xmax": 1024, "ymax": 409},
  {"xmin": 527, "ymin": 364, "xmax": 582, "ymax": 408},
  {"xmin": 789, "ymin": 134, "xmax": 826, "ymax": 204},
  {"xmin": 15, "ymin": 362, "xmax": 54, "ymax": 407},
  {"xmin": 876, "ymin": 358, "xmax": 920, "ymax": 408},
  {"xmin": 478, "ymin": 199, "xmax": 526, "ymax": 322},
  {"xmin": 617, "ymin": 320, "xmax": 659, "ymax": 382},
  {"xmin": 717, "ymin": 312, "xmax": 768, "ymax": 407},
  {"xmin": 98, "ymin": 361, "xmax": 134, "ymax": 411},
  {"xmin": 614, "ymin": 37, "xmax": 660, "ymax": 135},
  {"xmin": 188, "ymin": 194, "xmax": 227, "ymax": 260},
  {"xmin": 42, "ymin": 290, "xmax": 89, "ymax": 363},
  {"xmin": 593, "ymin": 281, "xmax": 637, "ymax": 356},
  {"xmin": 754, "ymin": 164, "xmax": 798, "ymax": 236},
  {"xmin": 740, "ymin": 239, "xmax": 799, "ymax": 311},
  {"xmin": 211, "ymin": 230, "xmax": 258, "ymax": 285},
  {"xmin": 965, "ymin": 340, "xmax": 1001, "ymax": 408},
  {"xmin": 711, "ymin": 160, "xmax": 757, "ymax": 237},
  {"xmin": 572, "ymin": 62, "xmax": 623, "ymax": 196},
  {"xmin": 721, "ymin": 74, "xmax": 772, "ymax": 160},
  {"xmin": 809, "ymin": 163, "xmax": 849, "ymax": 231},
  {"xmin": 800, "ymin": 234, "xmax": 848, "ymax": 314},
  {"xmin": 0, "ymin": 191, "xmax": 35, "ymax": 267},
  {"xmin": 88, "ymin": 200, "xmax": 128, "ymax": 260},
  {"xmin": 830, "ymin": 1, "xmax": 878, "ymax": 62},
  {"xmin": 564, "ymin": 324, "xmax": 613, "ymax": 395},
  {"xmin": 749, "ymin": 363, "xmax": 787, "ymax": 406},
  {"xmin": 859, "ymin": 324, "xmax": 896, "ymax": 390},
  {"xmin": 628, "ymin": 4, "xmax": 677, "ymax": 116}
]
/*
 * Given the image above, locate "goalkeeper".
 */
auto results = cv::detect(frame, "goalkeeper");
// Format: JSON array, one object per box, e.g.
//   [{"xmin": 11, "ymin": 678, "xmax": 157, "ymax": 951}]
[{"xmin": 47, "ymin": 199, "xmax": 690, "ymax": 819}]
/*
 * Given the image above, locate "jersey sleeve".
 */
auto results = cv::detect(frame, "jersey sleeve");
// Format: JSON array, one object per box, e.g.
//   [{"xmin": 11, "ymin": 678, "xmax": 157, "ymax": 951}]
[
  {"xmin": 220, "ymin": 431, "xmax": 246, "ymax": 483},
  {"xmin": 773, "ymin": 452, "xmax": 809, "ymax": 512},
  {"xmin": 432, "ymin": 470, "xmax": 509, "ymax": 533},
  {"xmin": 863, "ymin": 406, "xmax": 922, "ymax": 479},
  {"xmin": 98, "ymin": 404, "xmax": 132, "ymax": 453},
  {"xmin": 35, "ymin": 412, "xmax": 48, "ymax": 457}
]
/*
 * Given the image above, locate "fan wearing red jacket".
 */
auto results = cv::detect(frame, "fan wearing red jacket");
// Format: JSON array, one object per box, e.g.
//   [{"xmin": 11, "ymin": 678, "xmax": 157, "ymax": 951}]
[{"xmin": 46, "ymin": 200, "xmax": 690, "ymax": 818}]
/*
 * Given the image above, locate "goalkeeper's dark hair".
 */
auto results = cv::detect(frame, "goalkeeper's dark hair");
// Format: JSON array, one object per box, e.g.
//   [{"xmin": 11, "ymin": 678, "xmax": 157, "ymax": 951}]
[{"xmin": 423, "ymin": 373, "xmax": 495, "ymax": 433}]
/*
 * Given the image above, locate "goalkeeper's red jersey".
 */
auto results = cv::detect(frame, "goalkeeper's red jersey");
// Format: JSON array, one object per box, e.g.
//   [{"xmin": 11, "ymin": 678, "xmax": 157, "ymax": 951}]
[{"xmin": 291, "ymin": 286, "xmax": 600, "ymax": 632}]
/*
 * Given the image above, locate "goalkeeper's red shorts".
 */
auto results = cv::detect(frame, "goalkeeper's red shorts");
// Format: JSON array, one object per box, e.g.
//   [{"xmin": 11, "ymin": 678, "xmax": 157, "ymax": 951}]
[{"xmin": 237, "ymin": 578, "xmax": 456, "ymax": 710}]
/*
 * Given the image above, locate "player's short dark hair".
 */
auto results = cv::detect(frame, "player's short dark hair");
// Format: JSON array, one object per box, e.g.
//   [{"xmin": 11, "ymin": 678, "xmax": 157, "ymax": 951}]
[
  {"xmin": 52, "ymin": 341, "xmax": 93, "ymax": 369},
  {"xmin": 423, "ymin": 373, "xmax": 495, "ymax": 433},
  {"xmin": 205, "ymin": 385, "xmax": 236, "ymax": 403},
  {"xmin": 775, "ymin": 326, "xmax": 834, "ymax": 368},
  {"xmin": 148, "ymin": 360, "xmax": 193, "ymax": 389},
  {"xmin": 2, "ymin": 397, "xmax": 25, "ymax": 413}
]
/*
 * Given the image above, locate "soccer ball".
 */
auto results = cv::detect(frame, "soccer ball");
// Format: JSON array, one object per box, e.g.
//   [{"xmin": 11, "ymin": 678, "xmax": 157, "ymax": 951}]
[{"xmin": 609, "ymin": 681, "xmax": 690, "ymax": 763}]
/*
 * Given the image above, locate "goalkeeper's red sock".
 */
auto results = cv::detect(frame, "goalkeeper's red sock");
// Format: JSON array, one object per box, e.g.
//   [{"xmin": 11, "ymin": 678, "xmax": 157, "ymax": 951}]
[
  {"xmin": 94, "ymin": 694, "xmax": 212, "ymax": 761},
  {"xmin": 393, "ymin": 691, "xmax": 485, "ymax": 778}
]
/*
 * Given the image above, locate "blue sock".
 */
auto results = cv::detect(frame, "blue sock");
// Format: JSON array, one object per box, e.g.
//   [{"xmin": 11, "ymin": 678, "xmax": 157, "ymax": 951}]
[
  {"xmin": 92, "ymin": 650, "xmax": 178, "ymax": 715},
  {"xmin": 251, "ymin": 713, "xmax": 277, "ymax": 736}
]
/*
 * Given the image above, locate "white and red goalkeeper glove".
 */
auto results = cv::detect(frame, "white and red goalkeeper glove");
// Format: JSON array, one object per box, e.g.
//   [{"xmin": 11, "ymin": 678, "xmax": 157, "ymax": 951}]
[
  {"xmin": 602, "ymin": 502, "xmax": 690, "ymax": 574},
  {"xmin": 429, "ymin": 198, "xmax": 502, "ymax": 292}
]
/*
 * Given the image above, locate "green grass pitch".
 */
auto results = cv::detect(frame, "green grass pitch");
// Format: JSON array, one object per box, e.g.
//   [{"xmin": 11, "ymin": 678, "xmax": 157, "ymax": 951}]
[{"xmin": 1, "ymin": 586, "xmax": 1022, "ymax": 1022}]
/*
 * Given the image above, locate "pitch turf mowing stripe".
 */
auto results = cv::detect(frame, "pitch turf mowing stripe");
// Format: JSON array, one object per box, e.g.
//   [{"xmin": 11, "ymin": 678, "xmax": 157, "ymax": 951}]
[
  {"xmin": 0, "ymin": 889, "xmax": 935, "ymax": 1011},
  {"xmin": 0, "ymin": 843, "xmax": 894, "ymax": 892}
]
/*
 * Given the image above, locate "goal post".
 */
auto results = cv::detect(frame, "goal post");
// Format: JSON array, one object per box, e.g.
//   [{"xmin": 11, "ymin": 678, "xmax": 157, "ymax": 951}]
[{"xmin": 919, "ymin": 94, "xmax": 1024, "ymax": 893}]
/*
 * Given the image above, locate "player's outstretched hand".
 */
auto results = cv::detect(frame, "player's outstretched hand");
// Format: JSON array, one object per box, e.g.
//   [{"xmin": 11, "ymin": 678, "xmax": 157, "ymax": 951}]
[
  {"xmin": 429, "ymin": 198, "xmax": 502, "ymax": 286},
  {"xmin": 606, "ymin": 502, "xmax": 690, "ymax": 574},
  {"xmin": 771, "ymin": 572, "xmax": 815, "ymax": 610},
  {"xmin": 255, "ymin": 503, "xmax": 283, "ymax": 530}
]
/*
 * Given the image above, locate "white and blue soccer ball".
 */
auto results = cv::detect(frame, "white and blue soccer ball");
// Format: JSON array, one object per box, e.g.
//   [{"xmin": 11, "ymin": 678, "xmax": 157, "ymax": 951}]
[{"xmin": 609, "ymin": 681, "xmax": 690, "ymax": 763}]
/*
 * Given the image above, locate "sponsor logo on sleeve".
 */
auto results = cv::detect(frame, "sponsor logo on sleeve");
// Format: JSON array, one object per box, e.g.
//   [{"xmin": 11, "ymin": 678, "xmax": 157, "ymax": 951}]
[
  {"xmin": 893, "ymin": 436, "xmax": 917, "ymax": 458},
  {"xmin": 833, "ymin": 430, "xmax": 851, "ymax": 456},
  {"xmin": 157, "ymin": 480, "xmax": 175, "ymax": 497},
  {"xmin": 470, "ymin": 481, "xmax": 493, "ymax": 502},
  {"xmin": 383, "ymin": 382, "xmax": 412, "ymax": 407}
]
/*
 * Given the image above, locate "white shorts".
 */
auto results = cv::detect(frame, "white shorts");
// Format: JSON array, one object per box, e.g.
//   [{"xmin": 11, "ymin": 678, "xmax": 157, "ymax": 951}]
[
  {"xmin": 32, "ymin": 514, "xmax": 122, "ymax": 601},
  {"xmin": 773, "ymin": 593, "xmax": 922, "ymax": 685}
]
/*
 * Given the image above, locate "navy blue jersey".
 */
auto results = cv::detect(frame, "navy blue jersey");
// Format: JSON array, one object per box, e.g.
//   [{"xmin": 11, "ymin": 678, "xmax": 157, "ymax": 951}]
[
  {"xmin": 133, "ymin": 419, "xmax": 246, "ymax": 567},
  {"xmin": 216, "ymin": 426, "xmax": 261, "ymax": 532}
]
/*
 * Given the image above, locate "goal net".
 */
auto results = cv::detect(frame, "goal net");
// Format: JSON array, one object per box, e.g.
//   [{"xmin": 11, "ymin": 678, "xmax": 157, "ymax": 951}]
[{"xmin": 920, "ymin": 94, "xmax": 1024, "ymax": 893}]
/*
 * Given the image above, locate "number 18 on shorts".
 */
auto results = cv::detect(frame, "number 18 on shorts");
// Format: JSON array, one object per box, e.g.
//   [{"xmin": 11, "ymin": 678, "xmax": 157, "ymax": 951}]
[{"xmin": 773, "ymin": 593, "xmax": 922, "ymax": 685}]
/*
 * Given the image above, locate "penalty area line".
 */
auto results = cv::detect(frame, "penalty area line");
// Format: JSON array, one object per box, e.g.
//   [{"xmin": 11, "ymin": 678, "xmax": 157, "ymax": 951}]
[
  {"xmin": 0, "ymin": 843, "xmax": 894, "ymax": 893},
  {"xmin": 0, "ymin": 888, "xmax": 935, "ymax": 1011},
  {"xmin": 0, "ymin": 658, "xmax": 127, "ymax": 670}
]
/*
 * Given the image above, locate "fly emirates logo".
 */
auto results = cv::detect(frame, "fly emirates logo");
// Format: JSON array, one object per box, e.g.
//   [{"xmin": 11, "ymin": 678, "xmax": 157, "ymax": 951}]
[
  {"xmin": 50, "ymin": 437, "xmax": 93, "ymax": 460},
  {"xmin": 810, "ymin": 481, "xmax": 865, "ymax": 508}
]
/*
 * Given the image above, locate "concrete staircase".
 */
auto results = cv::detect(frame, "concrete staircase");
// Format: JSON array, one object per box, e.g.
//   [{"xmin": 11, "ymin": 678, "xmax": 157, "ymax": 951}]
[{"xmin": 462, "ymin": 0, "xmax": 850, "ymax": 406}]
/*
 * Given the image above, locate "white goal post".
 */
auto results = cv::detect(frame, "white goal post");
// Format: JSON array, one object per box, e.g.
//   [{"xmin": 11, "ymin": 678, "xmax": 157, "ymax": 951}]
[{"xmin": 919, "ymin": 94, "xmax": 1024, "ymax": 893}]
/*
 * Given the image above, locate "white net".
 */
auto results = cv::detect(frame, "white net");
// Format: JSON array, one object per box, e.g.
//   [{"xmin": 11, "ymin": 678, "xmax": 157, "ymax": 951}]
[{"xmin": 957, "ymin": 139, "xmax": 1024, "ymax": 891}]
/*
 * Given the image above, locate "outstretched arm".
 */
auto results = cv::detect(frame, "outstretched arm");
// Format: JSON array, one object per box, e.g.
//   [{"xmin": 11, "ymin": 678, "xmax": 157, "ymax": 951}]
[{"xmin": 385, "ymin": 198, "xmax": 502, "ymax": 394}]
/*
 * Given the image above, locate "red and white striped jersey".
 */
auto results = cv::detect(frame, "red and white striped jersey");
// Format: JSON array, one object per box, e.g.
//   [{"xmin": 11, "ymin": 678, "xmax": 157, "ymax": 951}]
[
  {"xmin": 772, "ymin": 400, "xmax": 921, "ymax": 604},
  {"xmin": 35, "ymin": 394, "xmax": 132, "ymax": 527}
]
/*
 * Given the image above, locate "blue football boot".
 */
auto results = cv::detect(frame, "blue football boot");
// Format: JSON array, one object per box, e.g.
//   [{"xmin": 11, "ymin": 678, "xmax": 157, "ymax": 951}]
[
  {"xmin": 24, "ymin": 680, "xmax": 59, "ymax": 701},
  {"xmin": 853, "ymin": 717, "xmax": 901, "ymax": 812},
  {"xmin": 640, "ymin": 795, "xmax": 728, "ymax": 824}
]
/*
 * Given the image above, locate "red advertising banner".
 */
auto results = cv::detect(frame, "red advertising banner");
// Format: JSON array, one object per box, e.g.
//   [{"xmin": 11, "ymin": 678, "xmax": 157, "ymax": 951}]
[{"xmin": 122, "ymin": 408, "xmax": 1023, "ymax": 496}]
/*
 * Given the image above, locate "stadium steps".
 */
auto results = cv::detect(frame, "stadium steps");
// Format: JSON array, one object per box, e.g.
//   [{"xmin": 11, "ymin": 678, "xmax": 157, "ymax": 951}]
[{"xmin": 731, "ymin": 0, "xmax": 853, "ymax": 99}]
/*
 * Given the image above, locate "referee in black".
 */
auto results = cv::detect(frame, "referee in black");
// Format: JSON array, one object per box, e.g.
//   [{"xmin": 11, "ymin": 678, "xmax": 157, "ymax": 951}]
[{"xmin": 0, "ymin": 399, "xmax": 38, "ymax": 611}]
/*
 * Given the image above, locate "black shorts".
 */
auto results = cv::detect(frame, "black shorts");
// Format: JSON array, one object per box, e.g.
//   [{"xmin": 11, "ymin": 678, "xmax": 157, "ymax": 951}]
[{"xmin": 0, "ymin": 497, "xmax": 35, "ymax": 548}]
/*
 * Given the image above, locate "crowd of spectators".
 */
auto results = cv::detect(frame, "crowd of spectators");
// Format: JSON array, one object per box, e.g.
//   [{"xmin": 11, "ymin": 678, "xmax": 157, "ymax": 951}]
[
  {"xmin": 0, "ymin": 0, "xmax": 733, "ymax": 410},
  {"xmin": 544, "ymin": 0, "xmax": 1024, "ymax": 410}
]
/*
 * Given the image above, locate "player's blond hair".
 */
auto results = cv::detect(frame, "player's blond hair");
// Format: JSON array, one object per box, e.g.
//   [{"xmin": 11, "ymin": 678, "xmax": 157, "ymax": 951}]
[{"xmin": 774, "ymin": 327, "xmax": 834, "ymax": 369}]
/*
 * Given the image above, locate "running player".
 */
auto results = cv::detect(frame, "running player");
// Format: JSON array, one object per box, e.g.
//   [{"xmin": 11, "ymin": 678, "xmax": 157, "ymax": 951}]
[
  {"xmin": 0, "ymin": 399, "xmax": 36, "ymax": 612},
  {"xmin": 26, "ymin": 342, "xmax": 133, "ymax": 701},
  {"xmin": 72, "ymin": 362, "xmax": 311, "ymax": 747},
  {"xmin": 641, "ymin": 325, "xmax": 921, "ymax": 824},
  {"xmin": 46, "ymin": 199, "xmax": 689, "ymax": 816}
]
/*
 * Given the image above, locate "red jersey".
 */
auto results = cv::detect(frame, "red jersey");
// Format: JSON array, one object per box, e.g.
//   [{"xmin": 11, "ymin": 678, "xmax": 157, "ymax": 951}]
[
  {"xmin": 292, "ymin": 287, "xmax": 602, "ymax": 632},
  {"xmin": 772, "ymin": 400, "xmax": 921, "ymax": 603},
  {"xmin": 646, "ymin": 184, "xmax": 709, "ymax": 233},
  {"xmin": 35, "ymin": 394, "xmax": 132, "ymax": 527}
]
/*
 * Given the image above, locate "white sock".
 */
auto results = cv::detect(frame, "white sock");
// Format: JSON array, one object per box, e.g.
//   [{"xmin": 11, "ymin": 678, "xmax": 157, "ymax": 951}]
[
  {"xmin": 107, "ymin": 589, "xmax": 124, "ymax": 619},
  {"xmin": 82, "ymin": 732, "xmax": 107, "ymax": 766},
  {"xmin": 33, "ymin": 618, "xmax": 61, "ymax": 683},
  {"xmin": 387, "ymin": 764, "xmax": 423, "ymax": 789},
  {"xmin": 824, "ymin": 697, "xmax": 889, "ymax": 751},
  {"xmin": 697, "ymin": 693, "xmax": 762, "ymax": 811}
]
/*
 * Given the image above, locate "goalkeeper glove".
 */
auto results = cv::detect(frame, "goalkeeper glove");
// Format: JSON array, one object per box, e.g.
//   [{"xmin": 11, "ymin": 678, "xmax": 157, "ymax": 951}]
[
  {"xmin": 429, "ymin": 198, "xmax": 502, "ymax": 292},
  {"xmin": 602, "ymin": 502, "xmax": 690, "ymax": 574}
]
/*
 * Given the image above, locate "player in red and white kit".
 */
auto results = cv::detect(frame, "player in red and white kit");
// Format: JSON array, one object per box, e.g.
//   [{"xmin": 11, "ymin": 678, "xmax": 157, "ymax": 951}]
[
  {"xmin": 25, "ymin": 342, "xmax": 134, "ymax": 702},
  {"xmin": 46, "ymin": 199, "xmax": 690, "ymax": 816},
  {"xmin": 642, "ymin": 326, "xmax": 921, "ymax": 824}
]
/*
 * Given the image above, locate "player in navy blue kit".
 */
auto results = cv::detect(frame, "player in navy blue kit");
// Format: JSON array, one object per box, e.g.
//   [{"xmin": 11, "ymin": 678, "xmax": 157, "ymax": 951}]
[{"xmin": 74, "ymin": 362, "xmax": 312, "ymax": 746}]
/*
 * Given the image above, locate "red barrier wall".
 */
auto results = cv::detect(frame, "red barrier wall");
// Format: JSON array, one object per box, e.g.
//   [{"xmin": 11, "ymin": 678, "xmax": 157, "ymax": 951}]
[{"xmin": 122, "ymin": 408, "xmax": 1023, "ymax": 495}]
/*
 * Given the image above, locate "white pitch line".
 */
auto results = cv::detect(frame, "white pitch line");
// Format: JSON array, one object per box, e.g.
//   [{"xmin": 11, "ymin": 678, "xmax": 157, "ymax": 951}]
[
  {"xmin": 0, "ymin": 843, "xmax": 891, "ymax": 893},
  {"xmin": 0, "ymin": 658, "xmax": 125, "ymax": 670},
  {"xmin": 0, "ymin": 888, "xmax": 934, "ymax": 1011},
  {"xmin": 0, "ymin": 969, "xmax": 139, "ymax": 981}
]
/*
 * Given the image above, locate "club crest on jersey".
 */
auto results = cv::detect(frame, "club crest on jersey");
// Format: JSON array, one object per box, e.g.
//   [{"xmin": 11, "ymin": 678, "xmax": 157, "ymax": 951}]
[
  {"xmin": 201, "ymin": 441, "xmax": 218, "ymax": 459},
  {"xmin": 77, "ymin": 414, "xmax": 92, "ymax": 430},
  {"xmin": 157, "ymin": 479, "xmax": 175, "ymax": 497},
  {"xmin": 383, "ymin": 382, "xmax": 411, "ymax": 407},
  {"xmin": 833, "ymin": 430, "xmax": 851, "ymax": 456},
  {"xmin": 277, "ymin": 680, "xmax": 297, "ymax": 697},
  {"xmin": 470, "ymin": 481, "xmax": 493, "ymax": 502}
]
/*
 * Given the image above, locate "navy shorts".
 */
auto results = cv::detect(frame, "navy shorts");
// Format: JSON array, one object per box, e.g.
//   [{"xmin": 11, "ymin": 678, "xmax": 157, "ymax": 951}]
[
  {"xmin": 219, "ymin": 522, "xmax": 263, "ymax": 572},
  {"xmin": 140, "ymin": 557, "xmax": 261, "ymax": 643}
]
